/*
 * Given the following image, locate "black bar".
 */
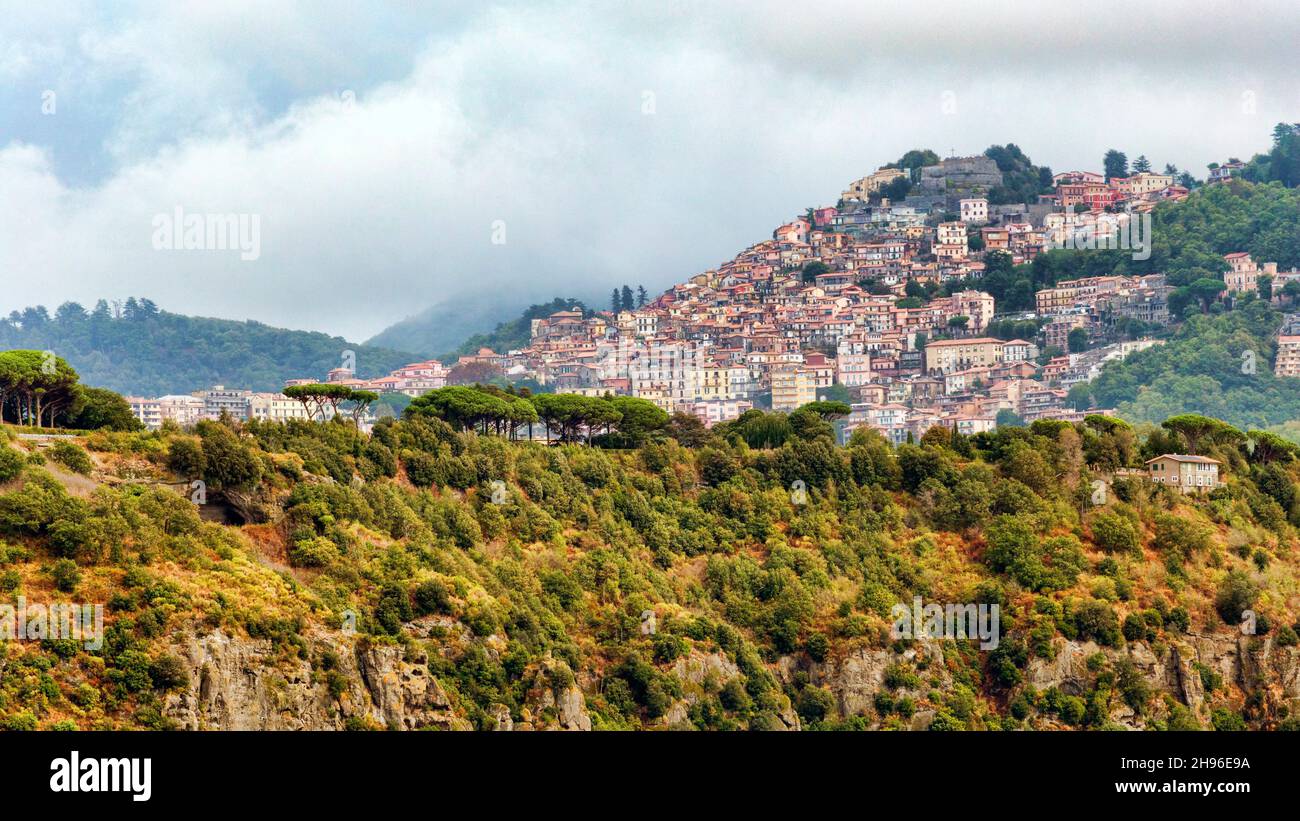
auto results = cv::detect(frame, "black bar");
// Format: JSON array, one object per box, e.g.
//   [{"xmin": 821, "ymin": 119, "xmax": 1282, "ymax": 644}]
[{"xmin": 11, "ymin": 730, "xmax": 1286, "ymax": 809}]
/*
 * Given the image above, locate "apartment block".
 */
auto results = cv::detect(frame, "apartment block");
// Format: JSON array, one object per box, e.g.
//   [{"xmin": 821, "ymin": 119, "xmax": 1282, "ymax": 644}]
[
  {"xmin": 770, "ymin": 366, "xmax": 818, "ymax": 412},
  {"xmin": 1276, "ymin": 335, "xmax": 1300, "ymax": 377},
  {"xmin": 922, "ymin": 337, "xmax": 1005, "ymax": 374}
]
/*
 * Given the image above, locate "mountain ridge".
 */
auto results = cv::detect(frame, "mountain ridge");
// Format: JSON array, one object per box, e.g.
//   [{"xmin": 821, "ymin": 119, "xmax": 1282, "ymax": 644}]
[{"xmin": 0, "ymin": 299, "xmax": 422, "ymax": 396}]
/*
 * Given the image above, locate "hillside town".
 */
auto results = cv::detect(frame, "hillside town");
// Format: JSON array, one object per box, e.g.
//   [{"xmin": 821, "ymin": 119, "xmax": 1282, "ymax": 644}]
[{"xmin": 125, "ymin": 153, "xmax": 1300, "ymax": 443}]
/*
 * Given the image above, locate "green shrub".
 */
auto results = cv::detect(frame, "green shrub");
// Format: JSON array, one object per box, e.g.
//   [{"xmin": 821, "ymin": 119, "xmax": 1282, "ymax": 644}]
[
  {"xmin": 413, "ymin": 579, "xmax": 453, "ymax": 615},
  {"xmin": 0, "ymin": 711, "xmax": 38, "ymax": 731},
  {"xmin": 289, "ymin": 537, "xmax": 339, "ymax": 568},
  {"xmin": 1068, "ymin": 599, "xmax": 1122, "ymax": 647},
  {"xmin": 1211, "ymin": 708, "xmax": 1247, "ymax": 731},
  {"xmin": 49, "ymin": 558, "xmax": 81, "ymax": 593},
  {"xmin": 0, "ymin": 447, "xmax": 24, "ymax": 483},
  {"xmin": 1214, "ymin": 571, "xmax": 1259, "ymax": 626},
  {"xmin": 49, "ymin": 442, "xmax": 92, "ymax": 475},
  {"xmin": 796, "ymin": 686, "xmax": 835, "ymax": 724},
  {"xmin": 805, "ymin": 632, "xmax": 830, "ymax": 663},
  {"xmin": 149, "ymin": 654, "xmax": 191, "ymax": 691},
  {"xmin": 1091, "ymin": 512, "xmax": 1141, "ymax": 555}
]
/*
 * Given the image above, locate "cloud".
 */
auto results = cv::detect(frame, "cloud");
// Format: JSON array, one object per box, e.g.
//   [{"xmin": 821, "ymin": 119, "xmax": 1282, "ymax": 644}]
[{"xmin": 2, "ymin": 1, "xmax": 1299, "ymax": 341}]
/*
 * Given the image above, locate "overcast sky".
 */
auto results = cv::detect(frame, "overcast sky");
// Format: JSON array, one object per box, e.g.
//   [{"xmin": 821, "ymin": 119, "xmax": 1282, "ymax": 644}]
[{"xmin": 2, "ymin": 0, "xmax": 1299, "ymax": 341}]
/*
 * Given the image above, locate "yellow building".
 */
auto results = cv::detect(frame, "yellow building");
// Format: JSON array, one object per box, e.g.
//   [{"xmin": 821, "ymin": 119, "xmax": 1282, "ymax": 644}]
[
  {"xmin": 1034, "ymin": 275, "xmax": 1127, "ymax": 316},
  {"xmin": 922, "ymin": 337, "xmax": 1005, "ymax": 374},
  {"xmin": 841, "ymin": 167, "xmax": 907, "ymax": 202},
  {"xmin": 770, "ymin": 366, "xmax": 818, "ymax": 412},
  {"xmin": 1118, "ymin": 172, "xmax": 1174, "ymax": 196},
  {"xmin": 697, "ymin": 364, "xmax": 751, "ymax": 401},
  {"xmin": 248, "ymin": 393, "xmax": 317, "ymax": 423}
]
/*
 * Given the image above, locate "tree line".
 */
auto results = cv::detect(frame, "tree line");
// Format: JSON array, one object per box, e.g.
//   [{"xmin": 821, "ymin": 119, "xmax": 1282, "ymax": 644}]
[
  {"xmin": 610, "ymin": 285, "xmax": 649, "ymax": 313},
  {"xmin": 404, "ymin": 384, "xmax": 671, "ymax": 445},
  {"xmin": 0, "ymin": 297, "xmax": 417, "ymax": 395},
  {"xmin": 0, "ymin": 349, "xmax": 140, "ymax": 430},
  {"xmin": 282, "ymin": 383, "xmax": 379, "ymax": 425}
]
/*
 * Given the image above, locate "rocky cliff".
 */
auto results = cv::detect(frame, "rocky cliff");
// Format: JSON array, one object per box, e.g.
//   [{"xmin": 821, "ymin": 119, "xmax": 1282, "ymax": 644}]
[
  {"xmin": 162, "ymin": 622, "xmax": 597, "ymax": 731},
  {"xmin": 159, "ymin": 620, "xmax": 1300, "ymax": 731}
]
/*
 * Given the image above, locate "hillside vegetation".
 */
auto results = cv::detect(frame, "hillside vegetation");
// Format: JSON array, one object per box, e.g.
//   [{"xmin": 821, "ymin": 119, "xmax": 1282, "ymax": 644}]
[
  {"xmin": 1081, "ymin": 300, "xmax": 1300, "ymax": 431},
  {"xmin": 2, "ymin": 402, "xmax": 1299, "ymax": 731},
  {"xmin": 0, "ymin": 299, "xmax": 419, "ymax": 395}
]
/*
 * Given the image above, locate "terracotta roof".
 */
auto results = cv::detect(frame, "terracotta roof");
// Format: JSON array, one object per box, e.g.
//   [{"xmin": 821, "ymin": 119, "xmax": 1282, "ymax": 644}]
[
  {"xmin": 923, "ymin": 337, "xmax": 1004, "ymax": 348},
  {"xmin": 1144, "ymin": 454, "xmax": 1221, "ymax": 464}
]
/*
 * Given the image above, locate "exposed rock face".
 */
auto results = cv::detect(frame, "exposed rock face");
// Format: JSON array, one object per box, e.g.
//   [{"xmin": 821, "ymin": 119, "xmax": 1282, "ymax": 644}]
[
  {"xmin": 672, "ymin": 650, "xmax": 741, "ymax": 686},
  {"xmin": 163, "ymin": 629, "xmax": 468, "ymax": 731},
  {"xmin": 658, "ymin": 650, "xmax": 802, "ymax": 730},
  {"xmin": 773, "ymin": 629, "xmax": 1300, "ymax": 730},
  {"xmin": 530, "ymin": 682, "xmax": 592, "ymax": 731},
  {"xmin": 813, "ymin": 648, "xmax": 893, "ymax": 717},
  {"xmin": 788, "ymin": 640, "xmax": 948, "ymax": 722},
  {"xmin": 490, "ymin": 704, "xmax": 513, "ymax": 732},
  {"xmin": 160, "ymin": 623, "xmax": 1300, "ymax": 731},
  {"xmin": 1026, "ymin": 639, "xmax": 1104, "ymax": 696},
  {"xmin": 658, "ymin": 651, "xmax": 742, "ymax": 729},
  {"xmin": 1024, "ymin": 632, "xmax": 1300, "ymax": 727},
  {"xmin": 517, "ymin": 659, "xmax": 595, "ymax": 732},
  {"xmin": 354, "ymin": 643, "xmax": 465, "ymax": 730}
]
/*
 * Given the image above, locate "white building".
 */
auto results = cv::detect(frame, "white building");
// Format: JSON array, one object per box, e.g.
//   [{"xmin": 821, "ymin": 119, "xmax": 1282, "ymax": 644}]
[
  {"xmin": 689, "ymin": 399, "xmax": 753, "ymax": 427},
  {"xmin": 125, "ymin": 397, "xmax": 162, "ymax": 430},
  {"xmin": 202, "ymin": 386, "xmax": 253, "ymax": 421},
  {"xmin": 960, "ymin": 198, "xmax": 989, "ymax": 225},
  {"xmin": 157, "ymin": 395, "xmax": 206, "ymax": 427},
  {"xmin": 248, "ymin": 392, "xmax": 317, "ymax": 423}
]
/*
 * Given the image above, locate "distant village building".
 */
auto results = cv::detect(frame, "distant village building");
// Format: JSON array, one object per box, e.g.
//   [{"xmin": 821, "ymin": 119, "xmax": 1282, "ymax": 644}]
[
  {"xmin": 1274, "ymin": 329, "xmax": 1300, "ymax": 379},
  {"xmin": 841, "ymin": 167, "xmax": 907, "ymax": 202},
  {"xmin": 203, "ymin": 386, "xmax": 253, "ymax": 421},
  {"xmin": 158, "ymin": 395, "xmax": 206, "ymax": 427},
  {"xmin": 125, "ymin": 397, "xmax": 162, "ymax": 430},
  {"xmin": 770, "ymin": 365, "xmax": 818, "ymax": 412},
  {"xmin": 918, "ymin": 155, "xmax": 1003, "ymax": 193},
  {"xmin": 923, "ymin": 337, "xmax": 1005, "ymax": 374},
  {"xmin": 959, "ymin": 198, "xmax": 989, "ymax": 225},
  {"xmin": 1001, "ymin": 339, "xmax": 1038, "ymax": 362},
  {"xmin": 934, "ymin": 221, "xmax": 968, "ymax": 261},
  {"xmin": 1110, "ymin": 172, "xmax": 1174, "ymax": 198},
  {"xmin": 1208, "ymin": 161, "xmax": 1245, "ymax": 184},
  {"xmin": 1223, "ymin": 252, "xmax": 1275, "ymax": 294},
  {"xmin": 690, "ymin": 399, "xmax": 753, "ymax": 427},
  {"xmin": 248, "ymin": 393, "xmax": 315, "ymax": 423}
]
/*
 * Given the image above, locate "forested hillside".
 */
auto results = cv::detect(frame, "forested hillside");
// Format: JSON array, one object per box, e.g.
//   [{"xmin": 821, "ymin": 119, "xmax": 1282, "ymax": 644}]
[
  {"xmin": 2, "ymin": 398, "xmax": 1299, "ymax": 731},
  {"xmin": 1079, "ymin": 301, "xmax": 1300, "ymax": 431},
  {"xmin": 0, "ymin": 299, "xmax": 419, "ymax": 395}
]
